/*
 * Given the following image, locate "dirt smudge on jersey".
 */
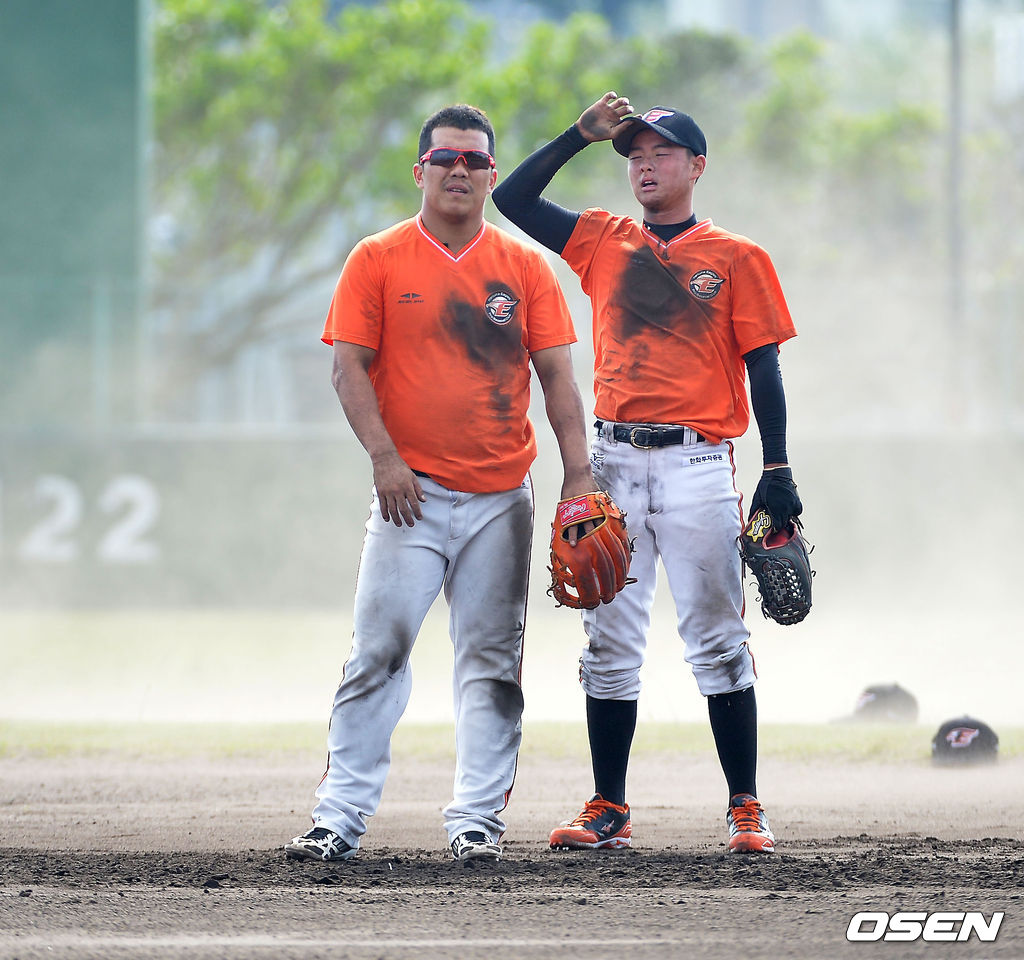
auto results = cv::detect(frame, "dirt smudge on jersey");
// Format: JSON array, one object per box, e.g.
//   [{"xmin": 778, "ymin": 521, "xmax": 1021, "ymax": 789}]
[
  {"xmin": 445, "ymin": 286, "xmax": 524, "ymax": 370},
  {"xmin": 445, "ymin": 285, "xmax": 527, "ymax": 429},
  {"xmin": 490, "ymin": 386, "xmax": 514, "ymax": 424},
  {"xmin": 615, "ymin": 246, "xmax": 712, "ymax": 343}
]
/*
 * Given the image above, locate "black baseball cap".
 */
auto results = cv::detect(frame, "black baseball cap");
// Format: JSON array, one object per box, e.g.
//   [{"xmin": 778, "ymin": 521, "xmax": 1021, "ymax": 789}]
[
  {"xmin": 850, "ymin": 683, "xmax": 919, "ymax": 723},
  {"xmin": 931, "ymin": 716, "xmax": 999, "ymax": 766},
  {"xmin": 612, "ymin": 106, "xmax": 707, "ymax": 158}
]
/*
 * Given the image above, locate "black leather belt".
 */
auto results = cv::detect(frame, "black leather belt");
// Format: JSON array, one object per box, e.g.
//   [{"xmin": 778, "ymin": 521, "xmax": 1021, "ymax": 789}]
[{"xmin": 596, "ymin": 420, "xmax": 705, "ymax": 449}]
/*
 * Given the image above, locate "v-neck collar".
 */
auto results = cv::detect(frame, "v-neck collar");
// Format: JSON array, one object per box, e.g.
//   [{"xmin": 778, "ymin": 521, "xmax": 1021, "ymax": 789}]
[
  {"xmin": 638, "ymin": 218, "xmax": 712, "ymax": 262},
  {"xmin": 640, "ymin": 217, "xmax": 711, "ymax": 250},
  {"xmin": 416, "ymin": 216, "xmax": 487, "ymax": 262}
]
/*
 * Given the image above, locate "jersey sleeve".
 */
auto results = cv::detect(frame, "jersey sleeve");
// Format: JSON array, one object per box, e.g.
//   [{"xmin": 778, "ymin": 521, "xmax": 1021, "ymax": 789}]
[
  {"xmin": 729, "ymin": 244, "xmax": 797, "ymax": 354},
  {"xmin": 522, "ymin": 251, "xmax": 577, "ymax": 353},
  {"xmin": 320, "ymin": 239, "xmax": 384, "ymax": 348},
  {"xmin": 559, "ymin": 208, "xmax": 616, "ymax": 290}
]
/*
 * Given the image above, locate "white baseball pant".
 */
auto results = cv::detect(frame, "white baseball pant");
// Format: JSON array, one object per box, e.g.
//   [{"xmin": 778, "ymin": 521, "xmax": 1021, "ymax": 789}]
[
  {"xmin": 311, "ymin": 474, "xmax": 533, "ymax": 848},
  {"xmin": 581, "ymin": 424, "xmax": 755, "ymax": 699}
]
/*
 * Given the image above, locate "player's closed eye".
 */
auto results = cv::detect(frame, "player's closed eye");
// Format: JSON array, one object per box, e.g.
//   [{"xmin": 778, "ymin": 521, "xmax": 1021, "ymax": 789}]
[{"xmin": 419, "ymin": 148, "xmax": 495, "ymax": 171}]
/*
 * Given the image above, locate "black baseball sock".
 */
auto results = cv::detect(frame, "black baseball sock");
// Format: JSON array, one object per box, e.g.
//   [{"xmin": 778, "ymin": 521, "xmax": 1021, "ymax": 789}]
[
  {"xmin": 586, "ymin": 695, "xmax": 637, "ymax": 807},
  {"xmin": 707, "ymin": 685, "xmax": 758, "ymax": 799}
]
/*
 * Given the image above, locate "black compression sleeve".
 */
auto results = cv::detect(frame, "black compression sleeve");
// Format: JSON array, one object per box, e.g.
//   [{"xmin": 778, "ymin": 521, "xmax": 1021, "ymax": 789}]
[
  {"xmin": 491, "ymin": 125, "xmax": 588, "ymax": 255},
  {"xmin": 744, "ymin": 343, "xmax": 788, "ymax": 466}
]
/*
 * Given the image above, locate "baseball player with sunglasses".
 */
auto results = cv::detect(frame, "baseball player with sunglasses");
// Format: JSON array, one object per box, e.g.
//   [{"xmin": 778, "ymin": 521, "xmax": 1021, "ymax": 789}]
[
  {"xmin": 493, "ymin": 93, "xmax": 803, "ymax": 854},
  {"xmin": 285, "ymin": 104, "xmax": 596, "ymax": 863}
]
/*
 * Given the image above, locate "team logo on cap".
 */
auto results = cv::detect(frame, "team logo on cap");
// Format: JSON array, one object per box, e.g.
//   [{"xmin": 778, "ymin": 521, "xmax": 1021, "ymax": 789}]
[
  {"xmin": 689, "ymin": 269, "xmax": 725, "ymax": 300},
  {"xmin": 945, "ymin": 726, "xmax": 981, "ymax": 748},
  {"xmin": 642, "ymin": 108, "xmax": 674, "ymax": 123},
  {"xmin": 485, "ymin": 291, "xmax": 519, "ymax": 325}
]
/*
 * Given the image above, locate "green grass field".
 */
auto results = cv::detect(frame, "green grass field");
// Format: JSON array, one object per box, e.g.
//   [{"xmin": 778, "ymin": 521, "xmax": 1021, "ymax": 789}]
[
  {"xmin": 2, "ymin": 719, "xmax": 1019, "ymax": 764},
  {"xmin": 4, "ymin": 611, "xmax": 1020, "ymax": 766}
]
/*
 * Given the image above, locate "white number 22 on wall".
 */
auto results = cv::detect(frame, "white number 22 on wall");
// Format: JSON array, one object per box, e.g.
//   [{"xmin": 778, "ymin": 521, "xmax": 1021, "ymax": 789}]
[{"xmin": 15, "ymin": 474, "xmax": 161, "ymax": 565}]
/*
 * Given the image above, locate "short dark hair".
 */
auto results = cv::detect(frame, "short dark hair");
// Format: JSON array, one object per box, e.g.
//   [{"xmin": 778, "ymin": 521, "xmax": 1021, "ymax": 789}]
[{"xmin": 418, "ymin": 104, "xmax": 495, "ymax": 158}]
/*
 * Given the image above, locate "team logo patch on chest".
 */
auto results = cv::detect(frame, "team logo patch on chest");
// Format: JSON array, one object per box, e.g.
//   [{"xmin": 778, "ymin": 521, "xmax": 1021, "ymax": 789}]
[
  {"xmin": 688, "ymin": 269, "xmax": 725, "ymax": 300},
  {"xmin": 485, "ymin": 291, "xmax": 519, "ymax": 325}
]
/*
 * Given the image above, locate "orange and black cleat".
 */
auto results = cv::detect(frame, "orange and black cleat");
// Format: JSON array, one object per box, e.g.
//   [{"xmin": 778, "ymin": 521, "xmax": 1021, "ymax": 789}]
[
  {"xmin": 726, "ymin": 793, "xmax": 776, "ymax": 854},
  {"xmin": 549, "ymin": 793, "xmax": 632, "ymax": 850}
]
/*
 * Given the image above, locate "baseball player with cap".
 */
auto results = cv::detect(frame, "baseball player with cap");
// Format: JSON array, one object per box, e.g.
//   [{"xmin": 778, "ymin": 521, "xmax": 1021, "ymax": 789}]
[
  {"xmin": 493, "ymin": 92, "xmax": 803, "ymax": 854},
  {"xmin": 284, "ymin": 103, "xmax": 596, "ymax": 863}
]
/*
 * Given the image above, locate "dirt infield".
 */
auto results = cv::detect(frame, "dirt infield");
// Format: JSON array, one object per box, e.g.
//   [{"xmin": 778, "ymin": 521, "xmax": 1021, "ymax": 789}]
[{"xmin": 2, "ymin": 746, "xmax": 1022, "ymax": 958}]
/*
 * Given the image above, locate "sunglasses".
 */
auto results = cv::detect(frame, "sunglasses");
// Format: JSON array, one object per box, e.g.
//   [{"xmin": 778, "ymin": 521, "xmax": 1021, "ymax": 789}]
[{"xmin": 418, "ymin": 148, "xmax": 495, "ymax": 171}]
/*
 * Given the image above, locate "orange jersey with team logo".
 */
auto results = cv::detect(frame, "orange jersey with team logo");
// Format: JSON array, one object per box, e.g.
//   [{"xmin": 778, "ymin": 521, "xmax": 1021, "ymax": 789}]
[
  {"xmin": 561, "ymin": 211, "xmax": 796, "ymax": 443},
  {"xmin": 322, "ymin": 216, "xmax": 575, "ymax": 493}
]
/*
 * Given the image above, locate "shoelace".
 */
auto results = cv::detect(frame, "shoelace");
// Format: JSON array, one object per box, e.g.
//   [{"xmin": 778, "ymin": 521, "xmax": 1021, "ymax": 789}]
[
  {"xmin": 730, "ymin": 800, "xmax": 765, "ymax": 832},
  {"xmin": 570, "ymin": 799, "xmax": 621, "ymax": 827}
]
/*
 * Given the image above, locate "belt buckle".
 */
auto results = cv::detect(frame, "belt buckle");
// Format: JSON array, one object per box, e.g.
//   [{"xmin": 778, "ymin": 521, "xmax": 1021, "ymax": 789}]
[{"xmin": 629, "ymin": 426, "xmax": 657, "ymax": 449}]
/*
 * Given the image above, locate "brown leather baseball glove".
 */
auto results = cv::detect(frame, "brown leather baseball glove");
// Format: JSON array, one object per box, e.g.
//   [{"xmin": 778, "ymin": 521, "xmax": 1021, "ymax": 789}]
[{"xmin": 548, "ymin": 491, "xmax": 634, "ymax": 610}]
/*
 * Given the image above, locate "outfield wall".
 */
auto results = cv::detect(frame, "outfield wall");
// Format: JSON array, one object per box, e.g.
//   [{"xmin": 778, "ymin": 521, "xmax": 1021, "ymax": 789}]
[{"xmin": 0, "ymin": 433, "xmax": 1016, "ymax": 610}]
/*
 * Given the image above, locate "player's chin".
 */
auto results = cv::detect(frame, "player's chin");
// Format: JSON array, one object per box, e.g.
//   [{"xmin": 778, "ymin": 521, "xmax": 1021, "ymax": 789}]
[
  {"xmin": 438, "ymin": 191, "xmax": 479, "ymax": 214},
  {"xmin": 634, "ymin": 189, "xmax": 663, "ymax": 211}
]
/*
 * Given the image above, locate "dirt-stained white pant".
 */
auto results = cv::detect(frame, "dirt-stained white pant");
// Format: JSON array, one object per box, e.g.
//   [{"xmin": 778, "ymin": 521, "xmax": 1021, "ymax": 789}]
[
  {"xmin": 581, "ymin": 425, "xmax": 755, "ymax": 700},
  {"xmin": 311, "ymin": 474, "xmax": 533, "ymax": 849}
]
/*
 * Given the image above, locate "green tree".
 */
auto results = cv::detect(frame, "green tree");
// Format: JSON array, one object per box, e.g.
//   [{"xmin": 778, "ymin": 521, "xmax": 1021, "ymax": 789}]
[
  {"xmin": 151, "ymin": 0, "xmax": 490, "ymax": 385},
  {"xmin": 727, "ymin": 31, "xmax": 942, "ymax": 264}
]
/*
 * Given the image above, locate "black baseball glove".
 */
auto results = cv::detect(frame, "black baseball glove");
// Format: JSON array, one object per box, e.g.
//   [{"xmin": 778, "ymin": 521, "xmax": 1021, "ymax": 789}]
[
  {"xmin": 738, "ymin": 508, "xmax": 814, "ymax": 625},
  {"xmin": 748, "ymin": 466, "xmax": 802, "ymax": 532}
]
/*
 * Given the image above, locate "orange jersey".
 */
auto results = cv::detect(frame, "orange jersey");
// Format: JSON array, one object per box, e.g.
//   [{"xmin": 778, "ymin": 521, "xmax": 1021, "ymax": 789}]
[
  {"xmin": 322, "ymin": 216, "xmax": 575, "ymax": 493},
  {"xmin": 561, "ymin": 211, "xmax": 796, "ymax": 443}
]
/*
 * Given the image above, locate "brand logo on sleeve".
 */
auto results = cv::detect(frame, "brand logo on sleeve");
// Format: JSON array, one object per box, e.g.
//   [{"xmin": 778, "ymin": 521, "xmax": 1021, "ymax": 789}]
[
  {"xmin": 397, "ymin": 292, "xmax": 423, "ymax": 305},
  {"xmin": 485, "ymin": 291, "xmax": 519, "ymax": 325},
  {"xmin": 689, "ymin": 270, "xmax": 725, "ymax": 300}
]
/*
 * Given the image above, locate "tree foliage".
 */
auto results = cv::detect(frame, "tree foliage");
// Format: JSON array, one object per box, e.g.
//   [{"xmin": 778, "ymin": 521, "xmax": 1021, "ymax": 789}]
[{"xmin": 151, "ymin": 0, "xmax": 490, "ymax": 372}]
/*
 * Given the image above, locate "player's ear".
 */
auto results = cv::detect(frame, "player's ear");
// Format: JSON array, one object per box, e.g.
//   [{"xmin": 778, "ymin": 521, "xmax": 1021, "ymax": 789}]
[
  {"xmin": 691, "ymin": 154, "xmax": 706, "ymax": 180},
  {"xmin": 413, "ymin": 161, "xmax": 425, "ymax": 189},
  {"xmin": 487, "ymin": 166, "xmax": 498, "ymax": 191}
]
